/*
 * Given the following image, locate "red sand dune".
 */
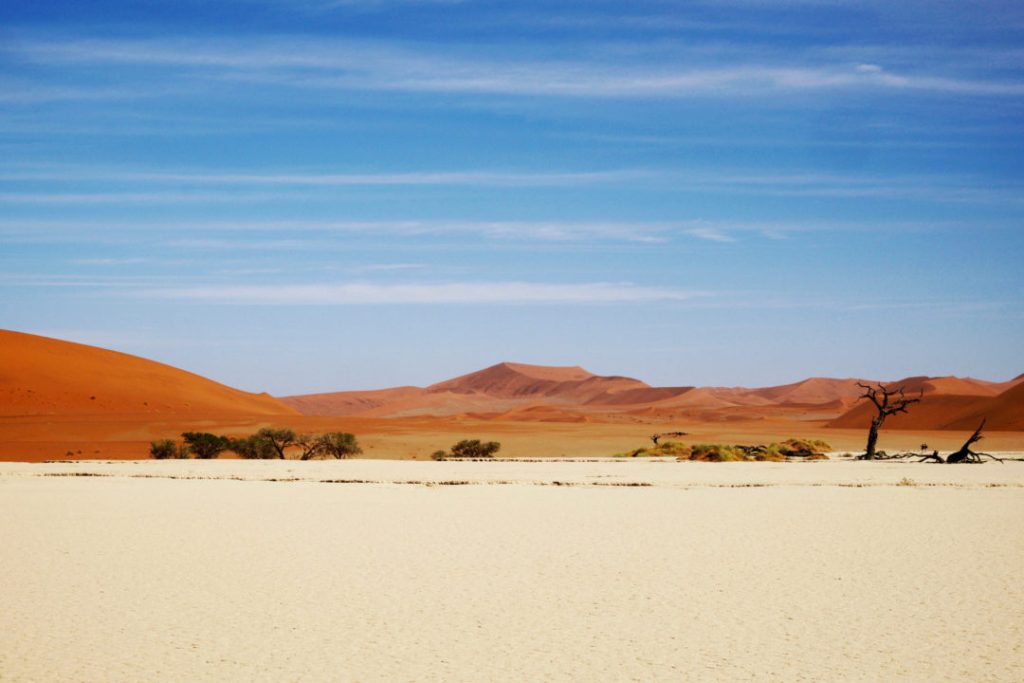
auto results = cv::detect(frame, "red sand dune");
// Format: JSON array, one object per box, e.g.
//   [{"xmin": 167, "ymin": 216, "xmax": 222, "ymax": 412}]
[
  {"xmin": 827, "ymin": 377, "xmax": 1024, "ymax": 431},
  {"xmin": 279, "ymin": 362, "xmax": 673, "ymax": 417},
  {"xmin": 0, "ymin": 329, "xmax": 296, "ymax": 417},
  {"xmin": 948, "ymin": 381, "xmax": 1024, "ymax": 430},
  {"xmin": 4, "ymin": 328, "xmax": 1019, "ymax": 438},
  {"xmin": 282, "ymin": 364, "xmax": 871, "ymax": 418},
  {"xmin": 284, "ymin": 364, "xmax": 1023, "ymax": 431}
]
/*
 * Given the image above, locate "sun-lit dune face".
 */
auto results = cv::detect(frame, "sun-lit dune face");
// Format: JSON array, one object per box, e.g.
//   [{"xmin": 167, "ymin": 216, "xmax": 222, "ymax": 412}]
[{"xmin": 0, "ymin": 329, "xmax": 295, "ymax": 417}]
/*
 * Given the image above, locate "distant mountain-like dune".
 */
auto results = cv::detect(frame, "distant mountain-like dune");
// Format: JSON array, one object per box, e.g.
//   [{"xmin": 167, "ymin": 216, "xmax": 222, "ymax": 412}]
[
  {"xmin": 283, "ymin": 364, "xmax": 1023, "ymax": 430},
  {"xmin": 280, "ymin": 362, "xmax": 682, "ymax": 418},
  {"xmin": 0, "ymin": 329, "xmax": 297, "ymax": 417}
]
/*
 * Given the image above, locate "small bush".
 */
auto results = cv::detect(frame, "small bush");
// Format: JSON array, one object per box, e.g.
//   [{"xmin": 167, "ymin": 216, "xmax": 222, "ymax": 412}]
[
  {"xmin": 449, "ymin": 439, "xmax": 501, "ymax": 458},
  {"xmin": 688, "ymin": 443, "xmax": 746, "ymax": 462},
  {"xmin": 150, "ymin": 439, "xmax": 190, "ymax": 459},
  {"xmin": 228, "ymin": 435, "xmax": 278, "ymax": 459},
  {"xmin": 433, "ymin": 439, "xmax": 501, "ymax": 459},
  {"xmin": 777, "ymin": 438, "xmax": 831, "ymax": 458},
  {"xmin": 182, "ymin": 432, "xmax": 231, "ymax": 460},
  {"xmin": 150, "ymin": 439, "xmax": 177, "ymax": 459}
]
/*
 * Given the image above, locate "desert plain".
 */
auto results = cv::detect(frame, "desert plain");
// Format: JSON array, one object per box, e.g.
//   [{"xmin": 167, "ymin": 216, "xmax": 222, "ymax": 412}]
[{"xmin": 2, "ymin": 458, "xmax": 1023, "ymax": 682}]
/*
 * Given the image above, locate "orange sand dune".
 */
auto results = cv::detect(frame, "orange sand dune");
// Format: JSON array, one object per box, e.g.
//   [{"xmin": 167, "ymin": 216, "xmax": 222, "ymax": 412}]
[
  {"xmin": 0, "ymin": 329, "xmax": 296, "ymax": 418},
  {"xmin": 937, "ymin": 381, "xmax": 1024, "ymax": 431},
  {"xmin": 747, "ymin": 377, "xmax": 868, "ymax": 406},
  {"xmin": 280, "ymin": 362, "xmax": 661, "ymax": 417},
  {"xmin": 828, "ymin": 379, "xmax": 1024, "ymax": 431},
  {"xmin": 427, "ymin": 362, "xmax": 650, "ymax": 403},
  {"xmin": 280, "ymin": 386, "xmax": 425, "ymax": 417},
  {"xmin": 2, "ymin": 331, "xmax": 1021, "ymax": 461},
  {"xmin": 282, "ymin": 362, "xmax": 1022, "ymax": 431},
  {"xmin": 877, "ymin": 375, "xmax": 1006, "ymax": 397}
]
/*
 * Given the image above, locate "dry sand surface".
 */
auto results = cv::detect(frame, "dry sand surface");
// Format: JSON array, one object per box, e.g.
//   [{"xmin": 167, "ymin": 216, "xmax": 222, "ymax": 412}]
[{"xmin": 2, "ymin": 459, "xmax": 1023, "ymax": 682}]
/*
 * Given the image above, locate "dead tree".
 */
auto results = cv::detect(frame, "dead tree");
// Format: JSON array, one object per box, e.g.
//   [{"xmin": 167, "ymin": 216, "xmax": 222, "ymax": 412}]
[
  {"xmin": 944, "ymin": 419, "xmax": 1004, "ymax": 464},
  {"xmin": 856, "ymin": 382, "xmax": 922, "ymax": 460}
]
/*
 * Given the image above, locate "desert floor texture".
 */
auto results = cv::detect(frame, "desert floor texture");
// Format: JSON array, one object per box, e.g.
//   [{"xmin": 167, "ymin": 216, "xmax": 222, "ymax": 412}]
[{"xmin": 2, "ymin": 458, "xmax": 1022, "ymax": 682}]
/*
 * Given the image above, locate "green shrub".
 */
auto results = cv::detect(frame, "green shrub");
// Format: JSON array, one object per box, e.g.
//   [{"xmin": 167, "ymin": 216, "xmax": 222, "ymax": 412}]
[
  {"xmin": 305, "ymin": 432, "xmax": 362, "ymax": 460},
  {"xmin": 255, "ymin": 428, "xmax": 297, "ymax": 458},
  {"xmin": 150, "ymin": 439, "xmax": 177, "ymax": 459},
  {"xmin": 182, "ymin": 432, "xmax": 231, "ymax": 459},
  {"xmin": 229, "ymin": 435, "xmax": 279, "ymax": 459},
  {"xmin": 149, "ymin": 439, "xmax": 190, "ymax": 459},
  {"xmin": 437, "ymin": 439, "xmax": 501, "ymax": 459}
]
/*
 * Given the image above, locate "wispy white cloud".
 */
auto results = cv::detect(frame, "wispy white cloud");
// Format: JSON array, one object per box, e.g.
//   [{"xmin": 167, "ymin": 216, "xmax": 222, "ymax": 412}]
[
  {"xmin": 0, "ymin": 216, "xmax": 1011, "ymax": 250},
  {"xmin": 0, "ymin": 191, "xmax": 308, "ymax": 204},
  {"xmin": 353, "ymin": 263, "xmax": 426, "ymax": 272},
  {"xmin": 142, "ymin": 281, "xmax": 706, "ymax": 305},
  {"xmin": 70, "ymin": 257, "xmax": 150, "ymax": 265},
  {"xmin": 2, "ymin": 163, "xmax": 1019, "ymax": 207},
  {"xmin": 686, "ymin": 227, "xmax": 737, "ymax": 243},
  {"xmin": 8, "ymin": 36, "xmax": 1023, "ymax": 100},
  {"xmin": 0, "ymin": 167, "xmax": 641, "ymax": 189},
  {"xmin": 165, "ymin": 238, "xmax": 319, "ymax": 250}
]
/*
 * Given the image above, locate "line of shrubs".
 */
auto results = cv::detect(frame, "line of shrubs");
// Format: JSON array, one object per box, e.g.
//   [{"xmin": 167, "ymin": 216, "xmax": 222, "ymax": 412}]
[{"xmin": 150, "ymin": 428, "xmax": 362, "ymax": 460}]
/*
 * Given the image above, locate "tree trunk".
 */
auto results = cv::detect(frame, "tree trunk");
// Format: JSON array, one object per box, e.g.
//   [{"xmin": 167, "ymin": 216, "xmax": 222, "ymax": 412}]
[{"xmin": 864, "ymin": 418, "xmax": 882, "ymax": 459}]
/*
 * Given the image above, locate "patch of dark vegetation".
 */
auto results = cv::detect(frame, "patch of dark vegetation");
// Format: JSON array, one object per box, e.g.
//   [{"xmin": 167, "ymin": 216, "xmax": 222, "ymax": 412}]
[{"xmin": 147, "ymin": 429, "xmax": 362, "ymax": 460}]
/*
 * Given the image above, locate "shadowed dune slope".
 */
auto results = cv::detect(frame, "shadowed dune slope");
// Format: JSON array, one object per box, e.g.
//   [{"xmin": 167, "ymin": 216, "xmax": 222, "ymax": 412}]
[
  {"xmin": 0, "ymin": 329, "xmax": 297, "ymax": 417},
  {"xmin": 827, "ymin": 377, "xmax": 1024, "ymax": 431}
]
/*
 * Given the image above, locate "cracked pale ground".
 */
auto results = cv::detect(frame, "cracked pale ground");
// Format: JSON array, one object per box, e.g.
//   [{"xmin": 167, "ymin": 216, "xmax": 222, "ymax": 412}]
[{"xmin": 1, "ymin": 460, "xmax": 1022, "ymax": 682}]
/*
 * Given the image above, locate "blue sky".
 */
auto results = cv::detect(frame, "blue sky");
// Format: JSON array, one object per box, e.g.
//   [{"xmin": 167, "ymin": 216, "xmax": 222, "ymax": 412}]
[{"xmin": 1, "ymin": 0, "xmax": 1022, "ymax": 394}]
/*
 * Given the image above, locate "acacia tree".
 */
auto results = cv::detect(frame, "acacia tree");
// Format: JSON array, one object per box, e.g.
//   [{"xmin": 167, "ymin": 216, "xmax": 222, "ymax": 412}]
[
  {"xmin": 256, "ymin": 428, "xmax": 298, "ymax": 459},
  {"xmin": 856, "ymin": 382, "xmax": 922, "ymax": 459},
  {"xmin": 229, "ymin": 434, "xmax": 278, "ymax": 459},
  {"xmin": 449, "ymin": 439, "xmax": 501, "ymax": 458},
  {"xmin": 294, "ymin": 432, "xmax": 361, "ymax": 460},
  {"xmin": 310, "ymin": 432, "xmax": 362, "ymax": 460}
]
